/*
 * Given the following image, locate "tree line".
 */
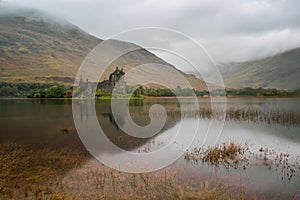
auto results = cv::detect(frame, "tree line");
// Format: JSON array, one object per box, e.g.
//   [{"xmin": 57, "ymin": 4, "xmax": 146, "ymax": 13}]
[
  {"xmin": 226, "ymin": 87, "xmax": 300, "ymax": 97},
  {"xmin": 0, "ymin": 82, "xmax": 299, "ymax": 98},
  {"xmin": 126, "ymin": 85, "xmax": 209, "ymax": 97},
  {"xmin": 0, "ymin": 82, "xmax": 72, "ymax": 98}
]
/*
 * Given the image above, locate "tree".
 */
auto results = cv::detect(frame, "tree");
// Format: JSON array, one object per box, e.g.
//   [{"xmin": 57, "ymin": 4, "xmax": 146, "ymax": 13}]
[
  {"xmin": 0, "ymin": 85, "xmax": 18, "ymax": 97},
  {"xmin": 45, "ymin": 85, "xmax": 64, "ymax": 98}
]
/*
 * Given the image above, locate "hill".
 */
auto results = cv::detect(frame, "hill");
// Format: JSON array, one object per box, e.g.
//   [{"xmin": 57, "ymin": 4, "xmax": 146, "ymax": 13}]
[
  {"xmin": 219, "ymin": 48, "xmax": 300, "ymax": 89},
  {"xmin": 0, "ymin": 8, "xmax": 101, "ymax": 83},
  {"xmin": 0, "ymin": 6, "xmax": 207, "ymax": 90}
]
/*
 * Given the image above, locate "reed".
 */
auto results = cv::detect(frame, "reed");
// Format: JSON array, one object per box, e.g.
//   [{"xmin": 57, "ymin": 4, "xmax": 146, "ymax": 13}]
[
  {"xmin": 185, "ymin": 143, "xmax": 300, "ymax": 182},
  {"xmin": 0, "ymin": 143, "xmax": 266, "ymax": 199},
  {"xmin": 185, "ymin": 142, "xmax": 249, "ymax": 169}
]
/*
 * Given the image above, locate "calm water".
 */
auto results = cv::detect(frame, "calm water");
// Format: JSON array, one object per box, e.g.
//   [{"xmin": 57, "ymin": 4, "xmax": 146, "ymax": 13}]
[{"xmin": 0, "ymin": 97, "xmax": 300, "ymax": 198}]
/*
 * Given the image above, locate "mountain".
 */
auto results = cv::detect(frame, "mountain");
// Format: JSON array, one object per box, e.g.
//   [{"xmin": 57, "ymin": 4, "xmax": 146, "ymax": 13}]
[
  {"xmin": 0, "ymin": 6, "xmax": 207, "ymax": 90},
  {"xmin": 0, "ymin": 8, "xmax": 101, "ymax": 83},
  {"xmin": 219, "ymin": 48, "xmax": 300, "ymax": 89}
]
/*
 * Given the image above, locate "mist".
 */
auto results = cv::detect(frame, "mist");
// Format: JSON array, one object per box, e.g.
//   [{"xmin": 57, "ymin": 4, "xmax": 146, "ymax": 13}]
[{"xmin": 2, "ymin": 0, "xmax": 300, "ymax": 66}]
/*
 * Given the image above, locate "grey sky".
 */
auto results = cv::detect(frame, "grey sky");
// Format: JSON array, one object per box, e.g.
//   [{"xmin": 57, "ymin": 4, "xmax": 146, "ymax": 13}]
[{"xmin": 3, "ymin": 0, "xmax": 300, "ymax": 70}]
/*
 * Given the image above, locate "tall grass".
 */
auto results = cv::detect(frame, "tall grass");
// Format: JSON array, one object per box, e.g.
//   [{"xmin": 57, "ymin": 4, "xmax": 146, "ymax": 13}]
[
  {"xmin": 185, "ymin": 143, "xmax": 300, "ymax": 182},
  {"xmin": 0, "ymin": 143, "xmax": 265, "ymax": 199}
]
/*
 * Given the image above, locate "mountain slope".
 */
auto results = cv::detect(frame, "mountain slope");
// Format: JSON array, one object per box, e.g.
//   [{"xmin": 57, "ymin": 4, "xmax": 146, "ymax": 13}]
[
  {"xmin": 0, "ymin": 9, "xmax": 101, "ymax": 83},
  {"xmin": 219, "ymin": 48, "xmax": 300, "ymax": 89},
  {"xmin": 0, "ymin": 7, "xmax": 207, "ymax": 90}
]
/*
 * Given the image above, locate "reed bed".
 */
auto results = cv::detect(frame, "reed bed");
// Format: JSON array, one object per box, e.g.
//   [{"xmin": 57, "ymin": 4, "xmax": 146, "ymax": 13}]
[
  {"xmin": 129, "ymin": 104, "xmax": 300, "ymax": 126},
  {"xmin": 185, "ymin": 142, "xmax": 300, "ymax": 182},
  {"xmin": 193, "ymin": 107, "xmax": 300, "ymax": 126},
  {"xmin": 257, "ymin": 147, "xmax": 300, "ymax": 181},
  {"xmin": 224, "ymin": 108, "xmax": 300, "ymax": 126},
  {"xmin": 185, "ymin": 142, "xmax": 250, "ymax": 170}
]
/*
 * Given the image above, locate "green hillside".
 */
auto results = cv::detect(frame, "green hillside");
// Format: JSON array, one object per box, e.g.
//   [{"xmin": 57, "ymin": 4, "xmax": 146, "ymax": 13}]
[
  {"xmin": 219, "ymin": 48, "xmax": 300, "ymax": 89},
  {"xmin": 0, "ymin": 7, "xmax": 207, "ymax": 90}
]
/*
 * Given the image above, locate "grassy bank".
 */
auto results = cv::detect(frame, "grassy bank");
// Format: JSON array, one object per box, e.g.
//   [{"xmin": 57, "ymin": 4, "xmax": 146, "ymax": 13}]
[{"xmin": 0, "ymin": 143, "xmax": 267, "ymax": 200}]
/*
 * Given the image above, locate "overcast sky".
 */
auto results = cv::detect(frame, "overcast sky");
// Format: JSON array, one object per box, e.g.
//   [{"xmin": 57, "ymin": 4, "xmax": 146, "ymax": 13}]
[{"xmin": 3, "ymin": 0, "xmax": 300, "ymax": 70}]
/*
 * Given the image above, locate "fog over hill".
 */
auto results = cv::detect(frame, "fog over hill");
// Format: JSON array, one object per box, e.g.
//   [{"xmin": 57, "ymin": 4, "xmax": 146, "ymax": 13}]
[
  {"xmin": 218, "ymin": 47, "xmax": 300, "ymax": 89},
  {"xmin": 0, "ymin": 5, "xmax": 207, "ymax": 90}
]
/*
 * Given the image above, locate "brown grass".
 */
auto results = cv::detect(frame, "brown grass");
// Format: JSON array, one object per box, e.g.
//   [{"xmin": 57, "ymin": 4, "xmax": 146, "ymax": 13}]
[{"xmin": 0, "ymin": 143, "xmax": 264, "ymax": 199}]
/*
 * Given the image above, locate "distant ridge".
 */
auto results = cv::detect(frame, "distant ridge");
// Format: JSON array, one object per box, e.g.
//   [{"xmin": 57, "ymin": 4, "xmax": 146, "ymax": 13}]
[{"xmin": 219, "ymin": 47, "xmax": 300, "ymax": 89}]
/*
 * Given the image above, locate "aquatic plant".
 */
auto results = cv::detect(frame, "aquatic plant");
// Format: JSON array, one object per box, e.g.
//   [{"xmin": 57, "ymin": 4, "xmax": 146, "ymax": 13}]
[
  {"xmin": 185, "ymin": 142, "xmax": 300, "ymax": 182},
  {"xmin": 185, "ymin": 142, "xmax": 249, "ymax": 169},
  {"xmin": 257, "ymin": 147, "xmax": 300, "ymax": 181}
]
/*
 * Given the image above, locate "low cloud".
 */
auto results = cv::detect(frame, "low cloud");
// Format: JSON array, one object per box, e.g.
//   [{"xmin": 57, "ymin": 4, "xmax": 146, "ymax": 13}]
[
  {"xmin": 3, "ymin": 0, "xmax": 300, "ymax": 65},
  {"xmin": 202, "ymin": 28, "xmax": 300, "ymax": 63}
]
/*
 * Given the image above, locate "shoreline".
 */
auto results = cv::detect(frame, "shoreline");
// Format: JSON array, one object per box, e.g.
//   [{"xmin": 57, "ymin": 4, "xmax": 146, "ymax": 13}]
[
  {"xmin": 0, "ymin": 95, "xmax": 299, "ymax": 100},
  {"xmin": 0, "ymin": 141, "xmax": 298, "ymax": 199}
]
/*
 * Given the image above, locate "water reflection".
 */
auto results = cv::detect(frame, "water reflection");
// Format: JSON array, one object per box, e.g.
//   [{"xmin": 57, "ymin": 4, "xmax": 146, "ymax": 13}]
[
  {"xmin": 1, "ymin": 98, "xmax": 300, "ymax": 197},
  {"xmin": 74, "ymin": 99, "xmax": 182, "ymax": 151},
  {"xmin": 73, "ymin": 97, "xmax": 202, "ymax": 172},
  {"xmin": 1, "ymin": 98, "xmax": 299, "ymax": 148}
]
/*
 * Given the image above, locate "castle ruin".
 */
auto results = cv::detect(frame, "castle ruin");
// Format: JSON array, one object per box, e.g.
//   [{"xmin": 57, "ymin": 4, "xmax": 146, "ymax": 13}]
[{"xmin": 97, "ymin": 67, "xmax": 126, "ymax": 93}]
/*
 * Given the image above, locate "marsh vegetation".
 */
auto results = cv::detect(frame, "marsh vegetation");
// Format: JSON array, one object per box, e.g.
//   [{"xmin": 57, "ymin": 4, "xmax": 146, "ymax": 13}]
[{"xmin": 0, "ymin": 143, "xmax": 267, "ymax": 199}]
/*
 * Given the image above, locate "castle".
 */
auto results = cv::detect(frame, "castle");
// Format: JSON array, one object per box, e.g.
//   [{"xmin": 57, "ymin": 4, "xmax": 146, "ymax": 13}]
[
  {"xmin": 97, "ymin": 67, "xmax": 126, "ymax": 93},
  {"xmin": 77, "ymin": 67, "xmax": 126, "ymax": 98}
]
